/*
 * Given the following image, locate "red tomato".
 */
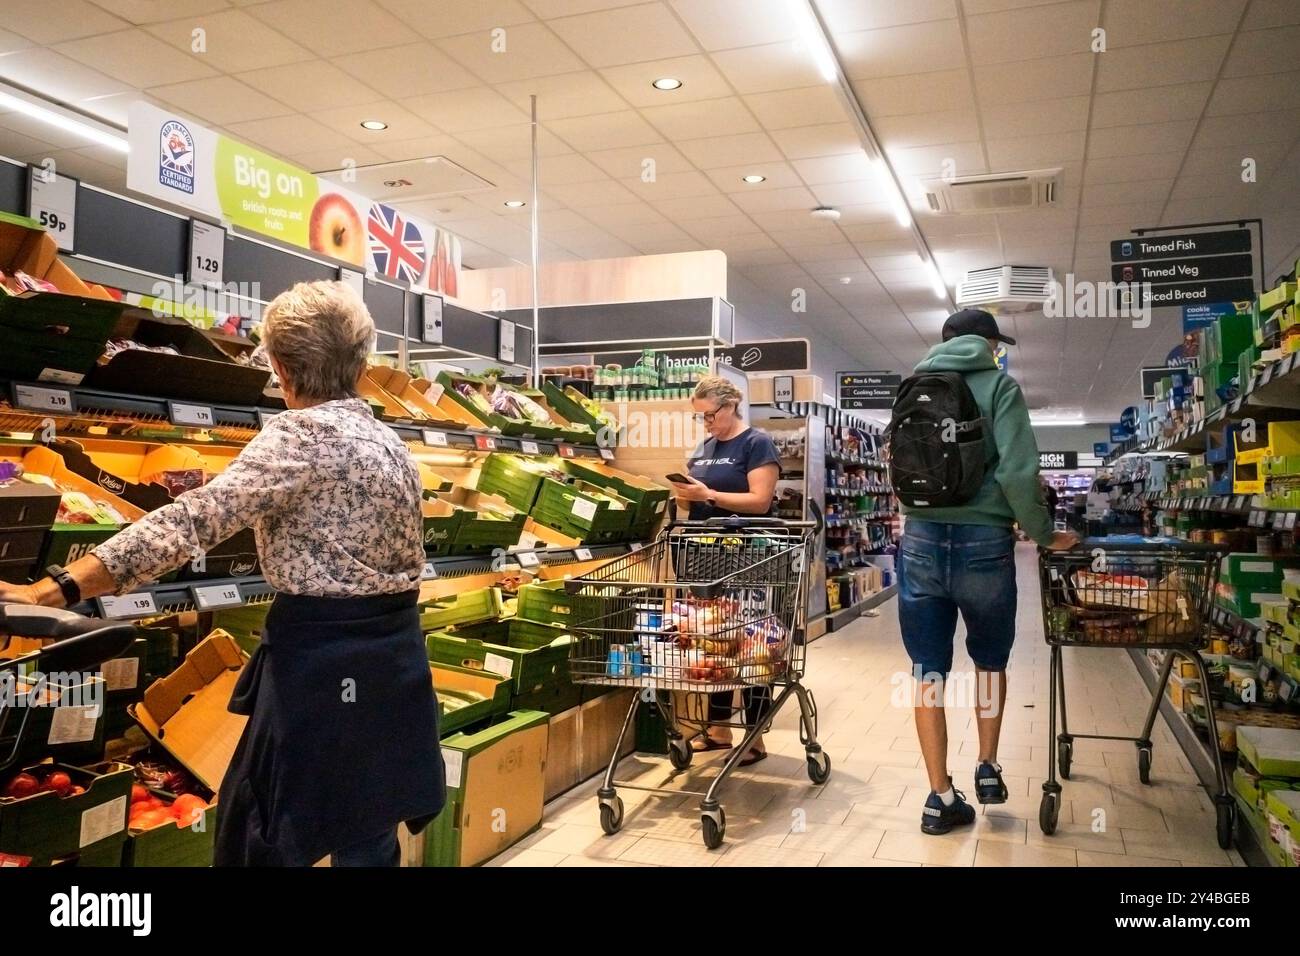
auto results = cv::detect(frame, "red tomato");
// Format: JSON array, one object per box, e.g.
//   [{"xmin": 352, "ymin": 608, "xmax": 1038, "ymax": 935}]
[
  {"xmin": 171, "ymin": 794, "xmax": 208, "ymax": 827},
  {"xmin": 68, "ymin": 785, "xmax": 86, "ymax": 796},
  {"xmin": 130, "ymin": 809, "xmax": 171, "ymax": 831},
  {"xmin": 131, "ymin": 784, "xmax": 150, "ymax": 804},
  {"xmin": 43, "ymin": 772, "xmax": 73, "ymax": 797},
  {"xmin": 2, "ymin": 773, "xmax": 39, "ymax": 799}
]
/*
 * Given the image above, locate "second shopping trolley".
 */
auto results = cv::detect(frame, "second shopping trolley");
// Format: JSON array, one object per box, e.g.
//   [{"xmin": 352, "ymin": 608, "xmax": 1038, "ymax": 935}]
[
  {"xmin": 1037, "ymin": 537, "xmax": 1234, "ymax": 848},
  {"xmin": 565, "ymin": 513, "xmax": 826, "ymax": 849}
]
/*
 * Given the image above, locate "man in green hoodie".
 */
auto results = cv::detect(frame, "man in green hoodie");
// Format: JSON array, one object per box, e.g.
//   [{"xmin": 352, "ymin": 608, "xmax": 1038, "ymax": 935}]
[{"xmin": 896, "ymin": 309, "xmax": 1079, "ymax": 835}]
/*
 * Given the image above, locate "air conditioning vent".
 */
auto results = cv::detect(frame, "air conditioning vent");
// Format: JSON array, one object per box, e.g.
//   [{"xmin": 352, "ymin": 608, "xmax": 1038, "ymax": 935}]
[
  {"xmin": 957, "ymin": 265, "xmax": 1053, "ymax": 314},
  {"xmin": 923, "ymin": 168, "xmax": 1062, "ymax": 215}
]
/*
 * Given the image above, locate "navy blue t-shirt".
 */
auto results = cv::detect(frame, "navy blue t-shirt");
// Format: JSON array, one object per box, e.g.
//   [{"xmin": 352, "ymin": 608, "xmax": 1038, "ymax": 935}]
[{"xmin": 686, "ymin": 427, "xmax": 781, "ymax": 520}]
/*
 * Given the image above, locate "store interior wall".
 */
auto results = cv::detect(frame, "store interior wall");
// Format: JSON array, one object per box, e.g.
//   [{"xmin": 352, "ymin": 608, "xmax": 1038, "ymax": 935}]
[{"xmin": 1032, "ymin": 425, "xmax": 1110, "ymax": 456}]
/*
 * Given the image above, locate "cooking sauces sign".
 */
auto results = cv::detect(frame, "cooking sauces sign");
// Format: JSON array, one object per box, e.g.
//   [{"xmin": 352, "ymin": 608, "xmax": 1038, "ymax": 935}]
[{"xmin": 838, "ymin": 372, "xmax": 900, "ymax": 410}]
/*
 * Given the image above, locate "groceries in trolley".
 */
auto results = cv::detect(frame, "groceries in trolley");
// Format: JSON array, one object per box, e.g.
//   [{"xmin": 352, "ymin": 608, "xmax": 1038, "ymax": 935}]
[{"xmin": 1047, "ymin": 564, "xmax": 1204, "ymax": 644}]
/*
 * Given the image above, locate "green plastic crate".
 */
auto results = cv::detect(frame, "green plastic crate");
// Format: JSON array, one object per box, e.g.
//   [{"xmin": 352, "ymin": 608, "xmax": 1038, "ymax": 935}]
[
  {"xmin": 432, "ymin": 661, "xmax": 513, "ymax": 737},
  {"xmin": 428, "ymin": 618, "xmax": 577, "ymax": 715},
  {"xmin": 436, "ymin": 486, "xmax": 526, "ymax": 555},
  {"xmin": 559, "ymin": 459, "xmax": 669, "ymax": 539},
  {"xmin": 420, "ymin": 586, "xmax": 504, "ymax": 632},
  {"xmin": 123, "ymin": 797, "xmax": 217, "ymax": 867},
  {"xmin": 1238, "ymin": 726, "xmax": 1300, "ymax": 778},
  {"xmin": 0, "ymin": 761, "xmax": 131, "ymax": 866},
  {"xmin": 501, "ymin": 382, "xmax": 596, "ymax": 444},
  {"xmin": 476, "ymin": 452, "xmax": 552, "ymax": 512},
  {"xmin": 420, "ymin": 499, "xmax": 464, "ymax": 556},
  {"xmin": 0, "ymin": 291, "xmax": 123, "ymax": 385},
  {"xmin": 436, "ymin": 371, "xmax": 563, "ymax": 439},
  {"xmin": 515, "ymin": 579, "xmax": 576, "ymax": 627},
  {"xmin": 532, "ymin": 479, "xmax": 634, "ymax": 543}
]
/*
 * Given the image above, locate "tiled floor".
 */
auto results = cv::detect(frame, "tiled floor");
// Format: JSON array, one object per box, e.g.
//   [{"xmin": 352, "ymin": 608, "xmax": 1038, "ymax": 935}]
[{"xmin": 489, "ymin": 543, "xmax": 1245, "ymax": 868}]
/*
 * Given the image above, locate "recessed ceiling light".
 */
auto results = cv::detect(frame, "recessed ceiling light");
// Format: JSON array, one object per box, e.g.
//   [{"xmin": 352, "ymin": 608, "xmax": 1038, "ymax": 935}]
[
  {"xmin": 360, "ymin": 120, "xmax": 388, "ymax": 130},
  {"xmin": 503, "ymin": 200, "xmax": 526, "ymax": 208},
  {"xmin": 741, "ymin": 174, "xmax": 766, "ymax": 184},
  {"xmin": 810, "ymin": 206, "xmax": 841, "ymax": 221},
  {"xmin": 839, "ymin": 276, "xmax": 852, "ymax": 284},
  {"xmin": 652, "ymin": 77, "xmax": 683, "ymax": 91}
]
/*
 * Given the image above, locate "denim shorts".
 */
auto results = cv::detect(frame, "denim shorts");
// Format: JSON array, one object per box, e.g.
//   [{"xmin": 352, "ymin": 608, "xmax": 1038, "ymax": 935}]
[{"xmin": 897, "ymin": 520, "xmax": 1017, "ymax": 678}]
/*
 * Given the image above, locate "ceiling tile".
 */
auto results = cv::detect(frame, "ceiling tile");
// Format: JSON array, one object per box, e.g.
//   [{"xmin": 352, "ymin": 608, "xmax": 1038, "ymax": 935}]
[
  {"xmin": 599, "ymin": 54, "xmax": 732, "ymax": 106},
  {"xmin": 1205, "ymin": 71, "xmax": 1300, "ymax": 115},
  {"xmin": 521, "ymin": 0, "xmax": 646, "ymax": 16},
  {"xmin": 4, "ymin": 1, "xmax": 128, "ymax": 42},
  {"xmin": 248, "ymin": 0, "xmax": 420, "ymax": 56},
  {"xmin": 1080, "ymin": 179, "xmax": 1172, "ymax": 206},
  {"xmin": 727, "ymin": 185, "xmax": 818, "ymax": 213},
  {"xmin": 335, "ymin": 43, "xmax": 480, "ymax": 99},
  {"xmin": 367, "ymin": 132, "xmax": 471, "ymax": 162},
  {"xmin": 404, "ymin": 87, "xmax": 528, "ymax": 132},
  {"xmin": 681, "ymin": 214, "xmax": 762, "ymax": 241},
  {"xmin": 675, "ymin": 131, "xmax": 782, "ymax": 168},
  {"xmin": 148, "ymin": 75, "xmax": 294, "ymax": 125},
  {"xmin": 585, "ymin": 142, "xmax": 693, "ymax": 177},
  {"xmin": 146, "ymin": 10, "xmax": 314, "ymax": 73},
  {"xmin": 709, "ymin": 42, "xmax": 822, "ymax": 94},
  {"xmin": 973, "ymin": 53, "xmax": 1094, "ymax": 105},
  {"xmin": 875, "ymin": 110, "xmax": 982, "ymax": 148},
  {"xmin": 984, "ymin": 131, "xmax": 1086, "ymax": 168},
  {"xmin": 548, "ymin": 3, "xmax": 697, "ymax": 66},
  {"xmin": 542, "ymin": 177, "xmax": 641, "ymax": 207},
  {"xmin": 980, "ymin": 96, "xmax": 1091, "ymax": 138},
  {"xmin": 506, "ymin": 152, "xmax": 608, "ymax": 184},
  {"xmin": 580, "ymin": 201, "xmax": 667, "ymax": 228},
  {"xmin": 667, "ymin": 0, "xmax": 797, "ymax": 50},
  {"xmin": 1222, "ymin": 25, "xmax": 1300, "ymax": 77},
  {"xmin": 1096, "ymin": 35, "xmax": 1232, "ymax": 92},
  {"xmin": 375, "ymin": 0, "xmax": 535, "ymax": 38},
  {"xmin": 726, "ymin": 247, "xmax": 792, "ymax": 267},
  {"xmin": 1194, "ymin": 110, "xmax": 1300, "ymax": 147},
  {"xmin": 547, "ymin": 110, "xmax": 663, "ymax": 150},
  {"xmin": 769, "ymin": 123, "xmax": 862, "ymax": 159},
  {"xmin": 749, "ymin": 213, "xmax": 842, "ymax": 235},
  {"xmin": 1243, "ymin": 0, "xmax": 1300, "ymax": 28},
  {"xmin": 1077, "ymin": 202, "xmax": 1164, "ymax": 226},
  {"xmin": 238, "ymin": 60, "xmax": 385, "ymax": 112},
  {"xmin": 1082, "ymin": 152, "xmax": 1183, "ymax": 184},
  {"xmin": 437, "ymin": 22, "xmax": 585, "ymax": 81},
  {"xmin": 704, "ymin": 161, "xmax": 803, "ymax": 192},
  {"xmin": 1103, "ymin": 0, "xmax": 1247, "ymax": 46},
  {"xmin": 642, "ymin": 95, "xmax": 760, "ymax": 139},
  {"xmin": 457, "ymin": 123, "xmax": 573, "ymax": 161},
  {"xmin": 310, "ymin": 102, "xmax": 439, "ymax": 143},
  {"xmin": 1085, "ymin": 120, "xmax": 1196, "ymax": 159},
  {"xmin": 90, "ymin": 0, "xmax": 231, "ymax": 21},
  {"xmin": 888, "ymin": 141, "xmax": 987, "ymax": 177},
  {"xmin": 497, "ymin": 70, "xmax": 629, "ymax": 118},
  {"xmin": 0, "ymin": 112, "xmax": 94, "ymax": 152},
  {"xmin": 712, "ymin": 233, "xmax": 779, "ymax": 254},
  {"xmin": 621, "ymin": 168, "xmax": 718, "ymax": 200},
  {"xmin": 852, "ymin": 69, "xmax": 975, "ymax": 117},
  {"xmin": 1091, "ymin": 84, "xmax": 1213, "ymax": 127},
  {"xmin": 1166, "ymin": 174, "xmax": 1258, "ymax": 203},
  {"xmin": 1181, "ymin": 141, "xmax": 1286, "ymax": 179},
  {"xmin": 226, "ymin": 113, "xmax": 348, "ymax": 157},
  {"xmin": 645, "ymin": 193, "xmax": 742, "ymax": 220},
  {"xmin": 965, "ymin": 0, "xmax": 1100, "ymax": 66},
  {"xmin": 12, "ymin": 146, "xmax": 124, "ymax": 189},
  {"xmin": 291, "ymin": 144, "xmax": 388, "ymax": 173},
  {"xmin": 836, "ymin": 20, "xmax": 966, "ymax": 80},
  {"xmin": 816, "ymin": 0, "xmax": 957, "ymax": 32},
  {"xmin": 743, "ymin": 86, "xmax": 844, "ymax": 130},
  {"xmin": 791, "ymin": 151, "xmax": 874, "ymax": 185},
  {"xmin": 53, "ymin": 28, "xmax": 214, "ymax": 88},
  {"xmin": 810, "ymin": 180, "xmax": 888, "ymax": 206},
  {"xmin": 0, "ymin": 49, "xmax": 132, "ymax": 103}
]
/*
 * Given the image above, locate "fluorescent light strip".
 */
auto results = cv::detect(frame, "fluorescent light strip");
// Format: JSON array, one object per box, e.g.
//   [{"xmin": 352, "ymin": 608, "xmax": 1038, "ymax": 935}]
[
  {"xmin": 924, "ymin": 259, "xmax": 946, "ymax": 299},
  {"xmin": 789, "ymin": 0, "xmax": 838, "ymax": 83},
  {"xmin": 0, "ymin": 89, "xmax": 128, "ymax": 153},
  {"xmin": 871, "ymin": 156, "xmax": 912, "ymax": 228}
]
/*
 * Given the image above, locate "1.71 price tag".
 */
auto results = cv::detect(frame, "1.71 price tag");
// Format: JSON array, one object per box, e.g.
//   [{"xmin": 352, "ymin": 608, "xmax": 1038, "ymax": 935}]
[
  {"xmin": 192, "ymin": 583, "xmax": 242, "ymax": 610},
  {"xmin": 99, "ymin": 592, "xmax": 157, "ymax": 619}
]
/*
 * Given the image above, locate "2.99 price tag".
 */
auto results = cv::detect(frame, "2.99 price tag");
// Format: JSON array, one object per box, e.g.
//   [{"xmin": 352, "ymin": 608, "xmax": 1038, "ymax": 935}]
[{"xmin": 99, "ymin": 592, "xmax": 157, "ymax": 619}]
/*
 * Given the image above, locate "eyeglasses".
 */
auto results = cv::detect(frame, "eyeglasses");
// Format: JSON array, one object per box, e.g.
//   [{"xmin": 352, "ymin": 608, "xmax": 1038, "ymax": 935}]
[{"xmin": 693, "ymin": 404, "xmax": 728, "ymax": 424}]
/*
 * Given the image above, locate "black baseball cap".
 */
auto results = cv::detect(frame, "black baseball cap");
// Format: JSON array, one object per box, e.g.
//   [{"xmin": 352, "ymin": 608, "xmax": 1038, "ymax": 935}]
[{"xmin": 941, "ymin": 308, "xmax": 1016, "ymax": 345}]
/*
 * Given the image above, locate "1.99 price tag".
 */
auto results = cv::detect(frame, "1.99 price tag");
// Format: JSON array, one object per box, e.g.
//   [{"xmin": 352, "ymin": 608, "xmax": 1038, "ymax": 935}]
[{"xmin": 99, "ymin": 592, "xmax": 157, "ymax": 619}]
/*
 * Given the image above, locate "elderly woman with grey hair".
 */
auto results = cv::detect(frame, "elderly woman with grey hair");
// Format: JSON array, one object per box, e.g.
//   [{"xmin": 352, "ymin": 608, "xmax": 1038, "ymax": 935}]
[{"xmin": 0, "ymin": 280, "xmax": 445, "ymax": 867}]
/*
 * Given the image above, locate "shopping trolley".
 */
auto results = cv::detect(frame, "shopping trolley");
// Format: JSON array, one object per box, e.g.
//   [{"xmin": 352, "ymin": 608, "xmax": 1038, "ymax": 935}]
[
  {"xmin": 1037, "ymin": 538, "xmax": 1235, "ymax": 849},
  {"xmin": 565, "ymin": 512, "xmax": 826, "ymax": 849},
  {"xmin": 0, "ymin": 604, "xmax": 139, "ymax": 773}
]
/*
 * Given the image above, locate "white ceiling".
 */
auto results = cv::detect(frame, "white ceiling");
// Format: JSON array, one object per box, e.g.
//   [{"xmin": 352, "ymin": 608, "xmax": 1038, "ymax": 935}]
[{"xmin": 0, "ymin": 0, "xmax": 1297, "ymax": 419}]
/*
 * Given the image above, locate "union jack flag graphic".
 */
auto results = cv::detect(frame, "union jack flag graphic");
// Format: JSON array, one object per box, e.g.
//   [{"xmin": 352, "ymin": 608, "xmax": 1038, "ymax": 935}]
[{"xmin": 367, "ymin": 202, "xmax": 426, "ymax": 284}]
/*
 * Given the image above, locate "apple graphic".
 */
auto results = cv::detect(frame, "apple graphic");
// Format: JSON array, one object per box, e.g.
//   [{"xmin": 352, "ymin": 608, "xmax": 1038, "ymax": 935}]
[{"xmin": 309, "ymin": 193, "xmax": 365, "ymax": 266}]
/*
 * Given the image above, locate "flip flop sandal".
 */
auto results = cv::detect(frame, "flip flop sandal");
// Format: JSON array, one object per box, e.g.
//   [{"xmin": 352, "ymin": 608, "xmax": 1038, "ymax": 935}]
[
  {"xmin": 739, "ymin": 749, "xmax": 768, "ymax": 767},
  {"xmin": 691, "ymin": 737, "xmax": 731, "ymax": 753}
]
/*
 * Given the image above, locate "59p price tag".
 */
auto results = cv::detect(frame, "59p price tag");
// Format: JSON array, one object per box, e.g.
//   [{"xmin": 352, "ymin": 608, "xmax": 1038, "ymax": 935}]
[
  {"xmin": 99, "ymin": 592, "xmax": 157, "ymax": 619},
  {"xmin": 27, "ymin": 166, "xmax": 77, "ymax": 252},
  {"xmin": 192, "ymin": 583, "xmax": 242, "ymax": 610}
]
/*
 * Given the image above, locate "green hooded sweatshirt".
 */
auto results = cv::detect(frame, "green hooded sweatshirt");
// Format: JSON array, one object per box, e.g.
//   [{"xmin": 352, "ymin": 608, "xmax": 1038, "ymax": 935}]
[{"xmin": 898, "ymin": 334, "xmax": 1054, "ymax": 546}]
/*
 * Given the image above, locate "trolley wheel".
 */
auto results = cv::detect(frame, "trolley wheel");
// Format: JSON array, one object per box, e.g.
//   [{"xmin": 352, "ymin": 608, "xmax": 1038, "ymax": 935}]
[
  {"xmin": 1215, "ymin": 796, "xmax": 1235, "ymax": 850},
  {"xmin": 806, "ymin": 749, "xmax": 831, "ymax": 785},
  {"xmin": 599, "ymin": 796, "xmax": 625, "ymax": 836},
  {"xmin": 668, "ymin": 738, "xmax": 693, "ymax": 771},
  {"xmin": 1057, "ymin": 740, "xmax": 1072, "ymax": 780},
  {"xmin": 1137, "ymin": 746, "xmax": 1152, "ymax": 785},
  {"xmin": 1038, "ymin": 790, "xmax": 1060, "ymax": 835},
  {"xmin": 701, "ymin": 807, "xmax": 726, "ymax": 850}
]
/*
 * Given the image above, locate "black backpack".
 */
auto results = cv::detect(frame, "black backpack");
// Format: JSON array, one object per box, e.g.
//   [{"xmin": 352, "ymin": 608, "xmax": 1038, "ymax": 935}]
[{"xmin": 885, "ymin": 371, "xmax": 992, "ymax": 507}]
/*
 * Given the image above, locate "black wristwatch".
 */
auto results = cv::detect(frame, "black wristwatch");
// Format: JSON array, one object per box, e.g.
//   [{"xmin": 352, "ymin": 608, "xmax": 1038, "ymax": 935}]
[{"xmin": 45, "ymin": 564, "xmax": 81, "ymax": 607}]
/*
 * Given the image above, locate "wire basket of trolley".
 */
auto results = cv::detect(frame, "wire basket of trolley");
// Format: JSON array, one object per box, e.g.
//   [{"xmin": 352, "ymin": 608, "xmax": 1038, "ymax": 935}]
[
  {"xmin": 564, "ymin": 511, "xmax": 827, "ymax": 849},
  {"xmin": 1037, "ymin": 536, "xmax": 1235, "ymax": 848}
]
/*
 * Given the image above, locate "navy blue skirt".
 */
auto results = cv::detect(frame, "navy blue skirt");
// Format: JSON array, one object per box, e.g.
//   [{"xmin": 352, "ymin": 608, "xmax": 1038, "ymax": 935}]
[{"xmin": 214, "ymin": 590, "xmax": 445, "ymax": 866}]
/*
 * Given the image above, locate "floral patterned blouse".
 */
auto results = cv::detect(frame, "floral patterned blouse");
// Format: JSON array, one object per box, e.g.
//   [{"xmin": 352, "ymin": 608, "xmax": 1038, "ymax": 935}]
[{"xmin": 93, "ymin": 399, "xmax": 425, "ymax": 596}]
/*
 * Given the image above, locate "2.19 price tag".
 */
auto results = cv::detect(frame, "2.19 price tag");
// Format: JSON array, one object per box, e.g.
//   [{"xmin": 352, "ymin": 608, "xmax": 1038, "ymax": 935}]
[{"xmin": 13, "ymin": 383, "xmax": 75, "ymax": 414}]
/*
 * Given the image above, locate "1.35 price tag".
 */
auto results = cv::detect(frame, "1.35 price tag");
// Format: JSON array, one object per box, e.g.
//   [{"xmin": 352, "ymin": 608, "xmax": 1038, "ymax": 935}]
[{"xmin": 192, "ymin": 583, "xmax": 242, "ymax": 610}]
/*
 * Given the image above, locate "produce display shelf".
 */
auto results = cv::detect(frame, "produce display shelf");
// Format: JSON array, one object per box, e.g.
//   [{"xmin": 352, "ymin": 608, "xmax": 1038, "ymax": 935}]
[
  {"xmin": 1233, "ymin": 791, "xmax": 1286, "ymax": 868},
  {"xmin": 74, "ymin": 543, "xmax": 637, "ymax": 619},
  {"xmin": 823, "ymin": 584, "xmax": 898, "ymax": 632}
]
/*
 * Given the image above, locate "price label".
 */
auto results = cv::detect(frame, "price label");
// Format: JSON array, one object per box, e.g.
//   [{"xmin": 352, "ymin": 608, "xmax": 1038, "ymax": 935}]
[
  {"xmin": 574, "ymin": 547, "xmax": 593, "ymax": 561},
  {"xmin": 1288, "ymin": 513, "xmax": 1298, "ymax": 531},
  {"xmin": 256, "ymin": 409, "xmax": 278, "ymax": 429},
  {"xmin": 13, "ymin": 383, "xmax": 74, "ymax": 414},
  {"xmin": 629, "ymin": 541, "xmax": 644, "ymax": 552},
  {"xmin": 556, "ymin": 444, "xmax": 575, "ymax": 459},
  {"xmin": 773, "ymin": 375, "xmax": 794, "ymax": 403},
  {"xmin": 340, "ymin": 267, "xmax": 366, "ymax": 299},
  {"xmin": 474, "ymin": 434, "xmax": 497, "ymax": 451},
  {"xmin": 599, "ymin": 447, "xmax": 615, "ymax": 461},
  {"xmin": 421, "ymin": 561, "xmax": 439, "ymax": 581},
  {"xmin": 442, "ymin": 747, "xmax": 463, "ymax": 789},
  {"xmin": 1235, "ymin": 496, "xmax": 1247, "ymax": 510},
  {"xmin": 1263, "ymin": 365, "xmax": 1275, "ymax": 385},
  {"xmin": 27, "ymin": 166, "xmax": 77, "ymax": 251},
  {"xmin": 1249, "ymin": 510, "xmax": 1264, "ymax": 527},
  {"xmin": 187, "ymin": 219, "xmax": 225, "ymax": 287},
  {"xmin": 192, "ymin": 583, "xmax": 242, "ymax": 610},
  {"xmin": 483, "ymin": 652, "xmax": 514, "ymax": 679},
  {"xmin": 422, "ymin": 430, "xmax": 449, "ymax": 447},
  {"xmin": 1274, "ymin": 512, "xmax": 1288, "ymax": 530},
  {"xmin": 422, "ymin": 293, "xmax": 444, "ymax": 345},
  {"xmin": 99, "ymin": 592, "xmax": 157, "ymax": 619},
  {"xmin": 498, "ymin": 319, "xmax": 516, "ymax": 364},
  {"xmin": 572, "ymin": 497, "xmax": 598, "ymax": 522},
  {"xmin": 517, "ymin": 550, "xmax": 541, "ymax": 568},
  {"xmin": 169, "ymin": 401, "xmax": 215, "ymax": 427},
  {"xmin": 520, "ymin": 440, "xmax": 540, "ymax": 455}
]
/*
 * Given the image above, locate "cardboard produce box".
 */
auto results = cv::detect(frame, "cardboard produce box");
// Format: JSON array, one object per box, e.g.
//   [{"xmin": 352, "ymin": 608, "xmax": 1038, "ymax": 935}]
[
  {"xmin": 420, "ymin": 586, "xmax": 505, "ymax": 632},
  {"xmin": 0, "ymin": 761, "xmax": 131, "ymax": 866},
  {"xmin": 432, "ymin": 661, "xmax": 513, "ymax": 737},
  {"xmin": 423, "ymin": 709, "xmax": 548, "ymax": 867},
  {"xmin": 434, "ymin": 485, "xmax": 526, "ymax": 555},
  {"xmin": 409, "ymin": 376, "xmax": 489, "ymax": 429},
  {"xmin": 559, "ymin": 459, "xmax": 669, "ymax": 539},
  {"xmin": 0, "ymin": 668, "xmax": 109, "ymax": 767},
  {"xmin": 368, "ymin": 367, "xmax": 468, "ymax": 428},
  {"xmin": 123, "ymin": 788, "xmax": 217, "ymax": 868},
  {"xmin": 1238, "ymin": 726, "xmax": 1300, "ymax": 778}
]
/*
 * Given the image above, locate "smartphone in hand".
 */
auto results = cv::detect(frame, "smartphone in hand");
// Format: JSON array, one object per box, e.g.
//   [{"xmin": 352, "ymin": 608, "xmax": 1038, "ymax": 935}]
[{"xmin": 665, "ymin": 472, "xmax": 692, "ymax": 484}]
